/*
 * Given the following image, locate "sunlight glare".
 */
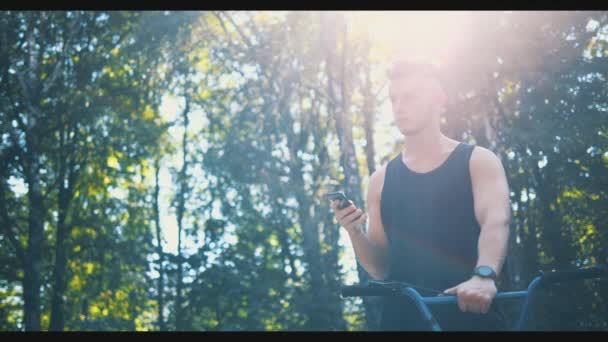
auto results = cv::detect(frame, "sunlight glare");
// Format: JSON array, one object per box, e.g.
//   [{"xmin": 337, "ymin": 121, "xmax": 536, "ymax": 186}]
[{"xmin": 351, "ymin": 11, "xmax": 473, "ymax": 65}]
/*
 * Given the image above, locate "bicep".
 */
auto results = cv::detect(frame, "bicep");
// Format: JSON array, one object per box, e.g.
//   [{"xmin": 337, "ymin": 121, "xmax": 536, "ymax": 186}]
[
  {"xmin": 471, "ymin": 149, "xmax": 511, "ymax": 227},
  {"xmin": 366, "ymin": 170, "xmax": 389, "ymax": 251}
]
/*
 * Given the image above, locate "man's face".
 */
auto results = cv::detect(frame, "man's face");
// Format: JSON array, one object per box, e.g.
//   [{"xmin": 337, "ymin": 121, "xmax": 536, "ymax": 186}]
[{"xmin": 389, "ymin": 74, "xmax": 444, "ymax": 136}]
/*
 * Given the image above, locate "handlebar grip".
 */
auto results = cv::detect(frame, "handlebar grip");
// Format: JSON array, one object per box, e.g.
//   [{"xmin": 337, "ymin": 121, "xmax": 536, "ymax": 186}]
[
  {"xmin": 340, "ymin": 285, "xmax": 395, "ymax": 298},
  {"xmin": 540, "ymin": 265, "xmax": 607, "ymax": 284}
]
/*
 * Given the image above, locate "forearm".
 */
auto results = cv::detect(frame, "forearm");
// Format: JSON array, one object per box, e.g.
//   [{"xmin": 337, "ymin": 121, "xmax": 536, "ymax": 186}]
[
  {"xmin": 347, "ymin": 227, "xmax": 389, "ymax": 280},
  {"xmin": 476, "ymin": 221, "xmax": 509, "ymax": 277}
]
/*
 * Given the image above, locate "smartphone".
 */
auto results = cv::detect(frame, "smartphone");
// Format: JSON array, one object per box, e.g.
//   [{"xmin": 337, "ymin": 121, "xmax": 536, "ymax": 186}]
[{"xmin": 324, "ymin": 191, "xmax": 353, "ymax": 209}]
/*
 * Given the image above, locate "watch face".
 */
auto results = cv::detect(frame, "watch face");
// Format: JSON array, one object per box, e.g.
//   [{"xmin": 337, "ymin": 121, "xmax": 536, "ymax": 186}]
[
  {"xmin": 479, "ymin": 267, "xmax": 492, "ymax": 277},
  {"xmin": 476, "ymin": 266, "xmax": 495, "ymax": 278}
]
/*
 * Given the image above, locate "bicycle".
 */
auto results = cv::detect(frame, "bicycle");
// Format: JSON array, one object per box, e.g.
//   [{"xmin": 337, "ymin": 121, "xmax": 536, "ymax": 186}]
[{"xmin": 341, "ymin": 264, "xmax": 608, "ymax": 331}]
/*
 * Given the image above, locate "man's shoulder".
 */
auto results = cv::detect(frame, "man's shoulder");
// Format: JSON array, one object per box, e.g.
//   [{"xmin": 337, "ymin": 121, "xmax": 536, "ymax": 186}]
[
  {"xmin": 469, "ymin": 145, "xmax": 502, "ymax": 165},
  {"xmin": 368, "ymin": 162, "xmax": 390, "ymax": 198},
  {"xmin": 370, "ymin": 161, "xmax": 389, "ymax": 183},
  {"xmin": 468, "ymin": 145, "xmax": 505, "ymax": 178}
]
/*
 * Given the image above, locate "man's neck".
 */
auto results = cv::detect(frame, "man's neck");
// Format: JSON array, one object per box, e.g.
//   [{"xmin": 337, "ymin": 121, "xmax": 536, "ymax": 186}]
[{"xmin": 403, "ymin": 126, "xmax": 447, "ymax": 160}]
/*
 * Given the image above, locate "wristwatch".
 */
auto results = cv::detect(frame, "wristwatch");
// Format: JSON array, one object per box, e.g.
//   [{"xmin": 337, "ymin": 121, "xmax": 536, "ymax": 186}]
[{"xmin": 473, "ymin": 266, "xmax": 497, "ymax": 280}]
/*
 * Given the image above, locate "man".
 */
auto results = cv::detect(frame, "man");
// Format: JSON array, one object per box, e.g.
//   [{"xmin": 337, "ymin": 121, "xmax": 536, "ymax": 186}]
[{"xmin": 329, "ymin": 59, "xmax": 511, "ymax": 331}]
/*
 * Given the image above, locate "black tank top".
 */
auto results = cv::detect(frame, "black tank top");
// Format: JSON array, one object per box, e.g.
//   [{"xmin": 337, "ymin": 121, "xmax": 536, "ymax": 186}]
[
  {"xmin": 380, "ymin": 141, "xmax": 479, "ymax": 289},
  {"xmin": 378, "ymin": 142, "xmax": 506, "ymax": 330}
]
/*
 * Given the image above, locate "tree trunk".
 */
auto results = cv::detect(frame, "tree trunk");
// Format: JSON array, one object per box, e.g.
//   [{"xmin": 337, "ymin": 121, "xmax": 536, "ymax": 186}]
[
  {"xmin": 50, "ymin": 126, "xmax": 74, "ymax": 331},
  {"xmin": 292, "ymin": 166, "xmax": 326, "ymax": 329},
  {"xmin": 21, "ymin": 14, "xmax": 45, "ymax": 331},
  {"xmin": 154, "ymin": 158, "xmax": 166, "ymax": 331},
  {"xmin": 361, "ymin": 37, "xmax": 377, "ymax": 176},
  {"xmin": 281, "ymin": 89, "xmax": 328, "ymax": 329},
  {"xmin": 175, "ymin": 95, "xmax": 190, "ymax": 330},
  {"xmin": 0, "ymin": 156, "xmax": 27, "ymax": 274},
  {"xmin": 322, "ymin": 12, "xmax": 380, "ymax": 330},
  {"xmin": 23, "ymin": 154, "xmax": 44, "ymax": 331},
  {"xmin": 535, "ymin": 164, "xmax": 572, "ymax": 268}
]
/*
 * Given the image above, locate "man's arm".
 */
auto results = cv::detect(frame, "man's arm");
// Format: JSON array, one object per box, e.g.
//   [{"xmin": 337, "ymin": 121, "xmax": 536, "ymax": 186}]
[
  {"xmin": 470, "ymin": 147, "xmax": 511, "ymax": 277},
  {"xmin": 330, "ymin": 165, "xmax": 390, "ymax": 280},
  {"xmin": 443, "ymin": 147, "xmax": 510, "ymax": 314}
]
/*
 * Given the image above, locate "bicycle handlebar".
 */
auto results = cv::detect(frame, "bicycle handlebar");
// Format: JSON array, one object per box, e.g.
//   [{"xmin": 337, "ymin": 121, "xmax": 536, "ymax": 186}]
[
  {"xmin": 341, "ymin": 265, "xmax": 608, "ymax": 298},
  {"xmin": 340, "ymin": 285, "xmax": 528, "ymax": 303},
  {"xmin": 340, "ymin": 265, "xmax": 608, "ymax": 331},
  {"xmin": 341, "ymin": 284, "xmax": 395, "ymax": 298},
  {"xmin": 538, "ymin": 264, "xmax": 607, "ymax": 285}
]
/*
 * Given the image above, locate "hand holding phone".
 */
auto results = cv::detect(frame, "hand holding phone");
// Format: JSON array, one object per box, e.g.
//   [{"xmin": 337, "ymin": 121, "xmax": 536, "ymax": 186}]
[
  {"xmin": 324, "ymin": 191, "xmax": 352, "ymax": 209},
  {"xmin": 325, "ymin": 191, "xmax": 367, "ymax": 233}
]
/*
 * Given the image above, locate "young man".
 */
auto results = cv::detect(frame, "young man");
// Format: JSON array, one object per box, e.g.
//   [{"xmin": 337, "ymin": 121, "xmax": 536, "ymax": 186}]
[{"xmin": 330, "ymin": 60, "xmax": 511, "ymax": 331}]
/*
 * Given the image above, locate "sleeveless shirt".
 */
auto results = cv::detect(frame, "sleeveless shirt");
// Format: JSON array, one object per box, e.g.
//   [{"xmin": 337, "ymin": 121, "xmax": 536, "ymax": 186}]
[{"xmin": 378, "ymin": 142, "xmax": 506, "ymax": 331}]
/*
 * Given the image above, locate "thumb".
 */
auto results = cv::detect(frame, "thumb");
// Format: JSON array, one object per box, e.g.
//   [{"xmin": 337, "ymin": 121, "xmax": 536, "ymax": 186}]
[{"xmin": 443, "ymin": 286, "xmax": 458, "ymax": 295}]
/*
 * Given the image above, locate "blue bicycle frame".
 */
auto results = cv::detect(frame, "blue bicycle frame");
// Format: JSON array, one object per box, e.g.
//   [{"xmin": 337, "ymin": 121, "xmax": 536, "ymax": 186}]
[{"xmin": 341, "ymin": 265, "xmax": 607, "ymax": 331}]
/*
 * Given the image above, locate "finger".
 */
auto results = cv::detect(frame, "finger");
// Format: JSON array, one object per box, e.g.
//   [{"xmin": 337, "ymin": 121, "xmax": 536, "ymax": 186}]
[
  {"xmin": 443, "ymin": 286, "xmax": 457, "ymax": 295},
  {"xmin": 336, "ymin": 201, "xmax": 354, "ymax": 211},
  {"xmin": 337, "ymin": 207, "xmax": 357, "ymax": 224},
  {"xmin": 358, "ymin": 212, "xmax": 368, "ymax": 224},
  {"xmin": 470, "ymin": 302, "xmax": 482, "ymax": 314},
  {"xmin": 336, "ymin": 200, "xmax": 351, "ymax": 211},
  {"xmin": 336, "ymin": 205, "xmax": 357, "ymax": 221},
  {"xmin": 470, "ymin": 295, "xmax": 484, "ymax": 314},
  {"xmin": 458, "ymin": 295, "xmax": 467, "ymax": 313},
  {"xmin": 347, "ymin": 212, "xmax": 367, "ymax": 228},
  {"xmin": 479, "ymin": 293, "xmax": 491, "ymax": 314},
  {"xmin": 343, "ymin": 209, "xmax": 364, "ymax": 225},
  {"xmin": 341, "ymin": 207, "xmax": 362, "ymax": 222},
  {"xmin": 481, "ymin": 299, "xmax": 491, "ymax": 314},
  {"xmin": 461, "ymin": 291, "xmax": 477, "ymax": 313},
  {"xmin": 456, "ymin": 290, "xmax": 468, "ymax": 312},
  {"xmin": 331, "ymin": 200, "xmax": 343, "ymax": 212},
  {"xmin": 474, "ymin": 296, "xmax": 487, "ymax": 314},
  {"xmin": 467, "ymin": 302, "xmax": 482, "ymax": 314}
]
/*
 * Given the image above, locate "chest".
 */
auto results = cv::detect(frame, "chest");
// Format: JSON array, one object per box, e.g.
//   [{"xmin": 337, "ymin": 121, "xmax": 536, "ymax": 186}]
[
  {"xmin": 401, "ymin": 152, "xmax": 453, "ymax": 174},
  {"xmin": 380, "ymin": 167, "xmax": 477, "ymax": 239}
]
